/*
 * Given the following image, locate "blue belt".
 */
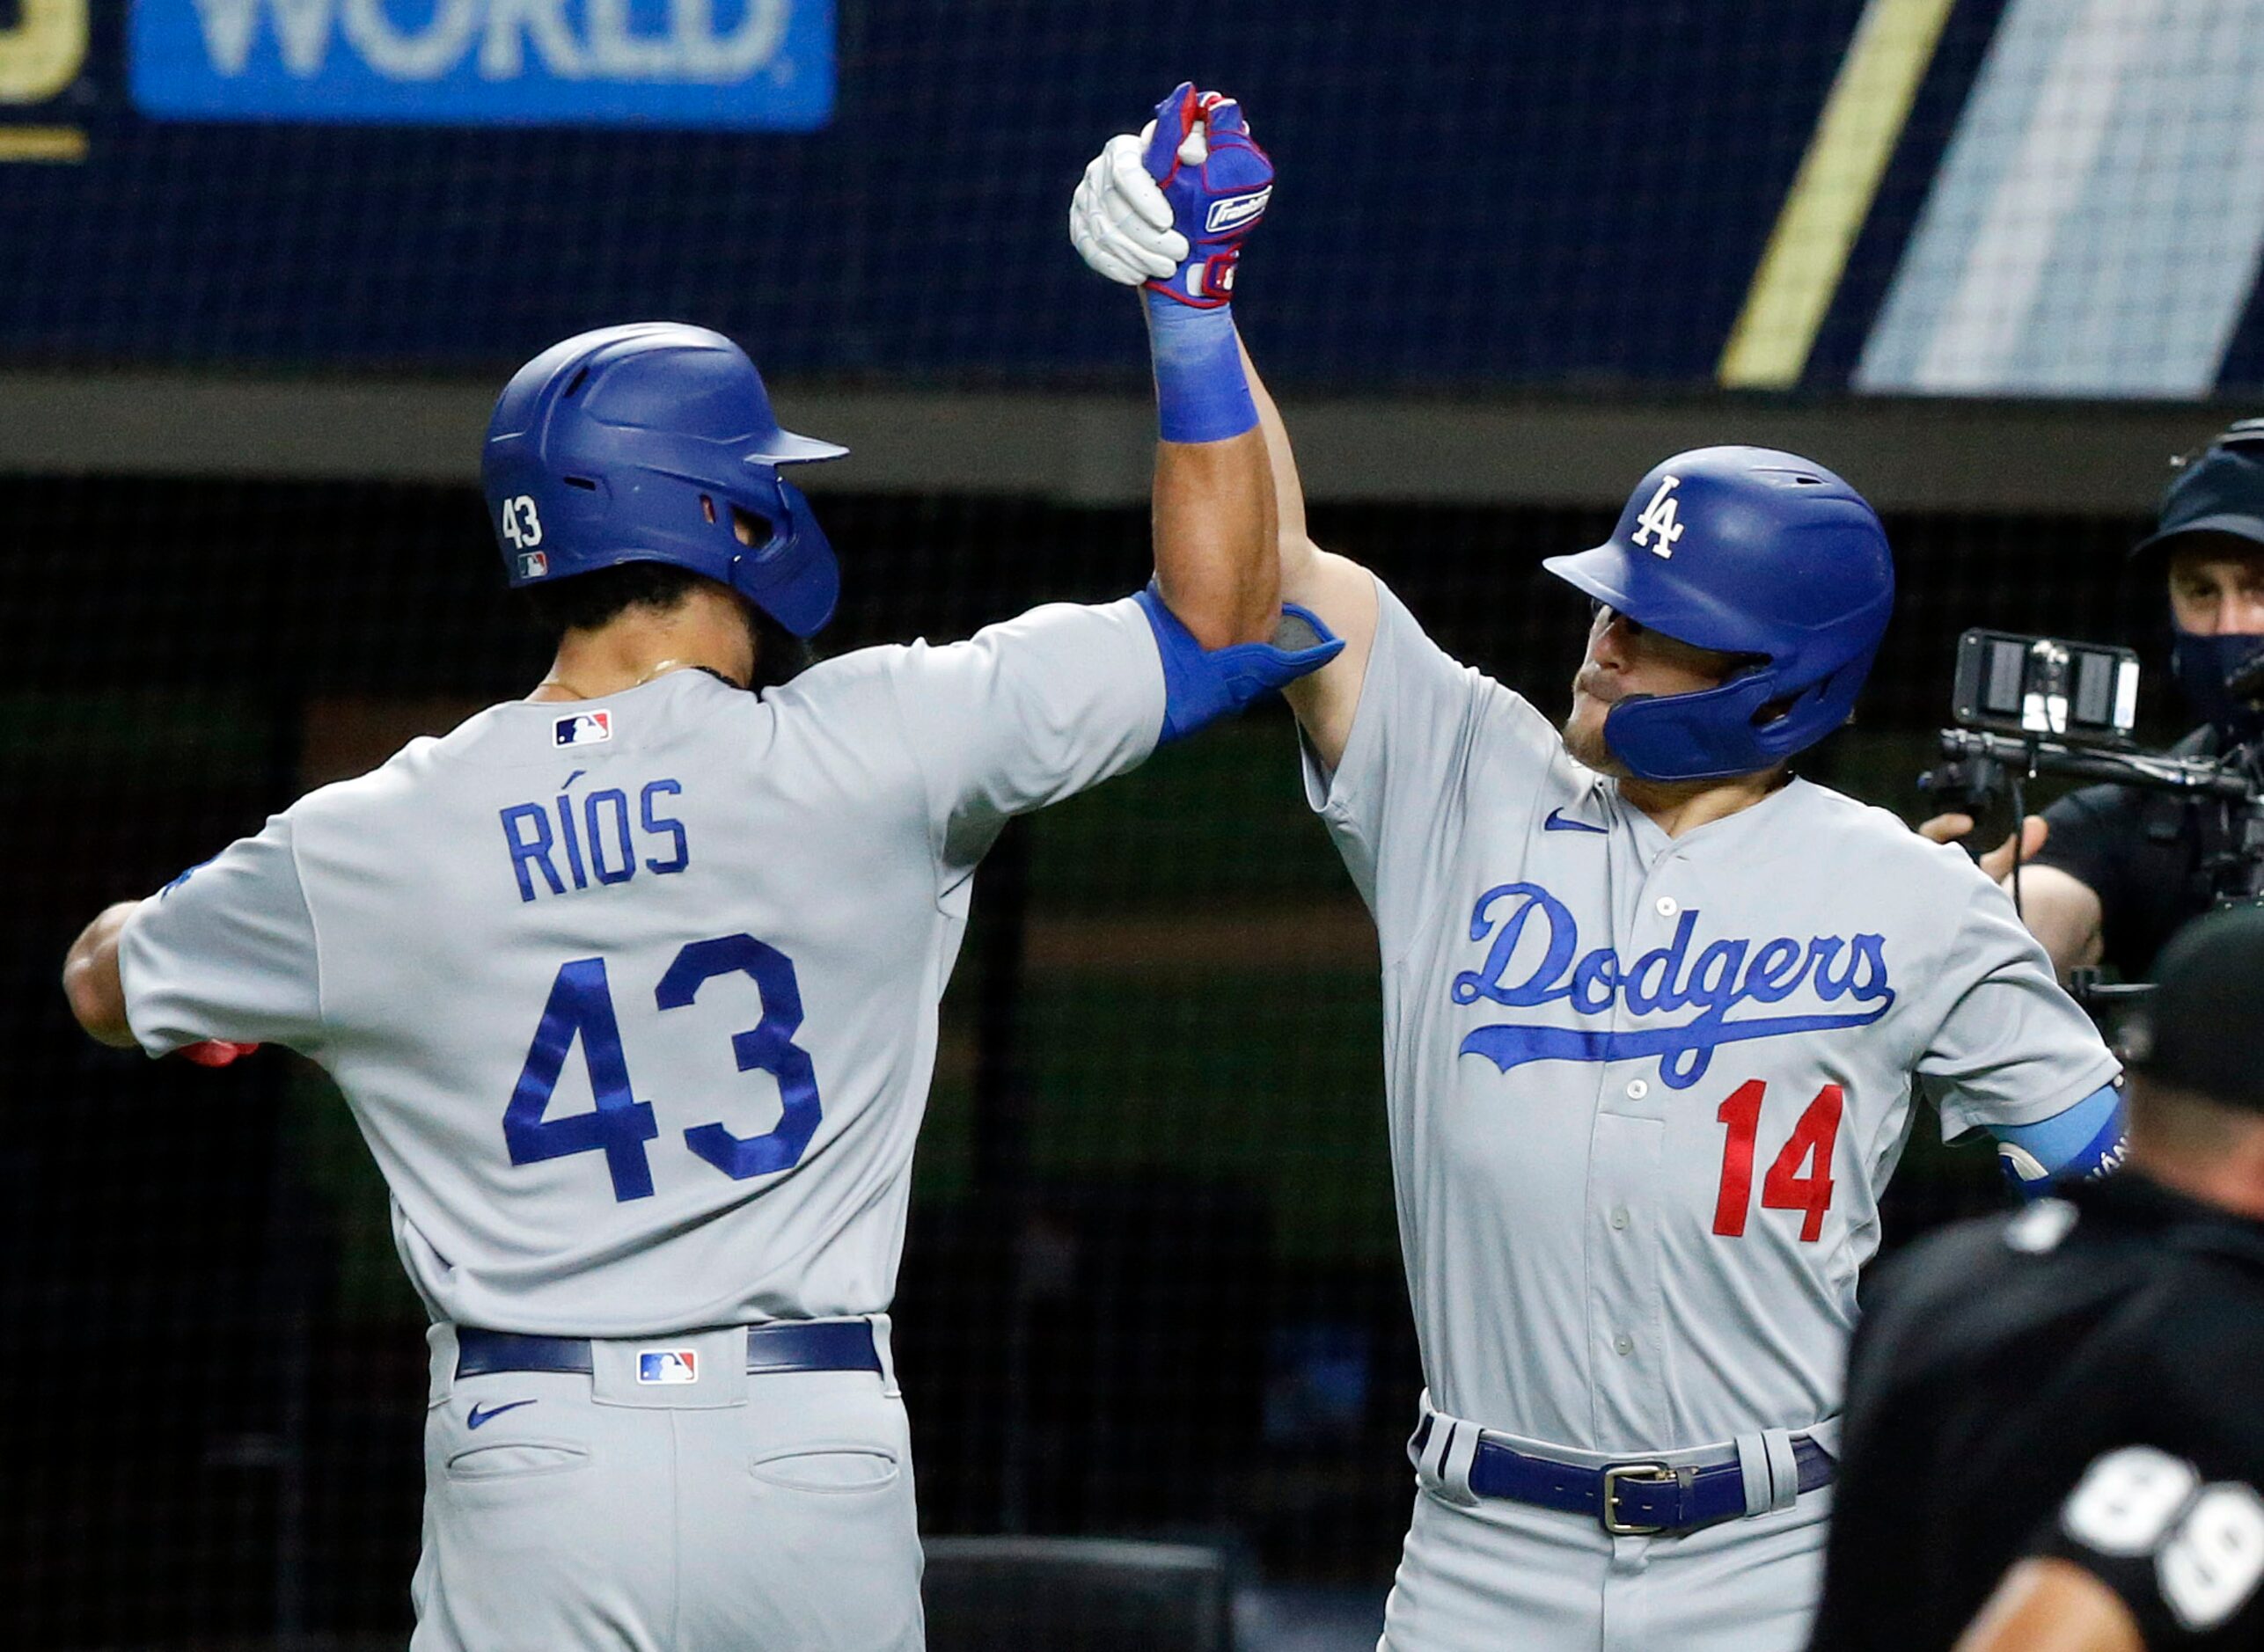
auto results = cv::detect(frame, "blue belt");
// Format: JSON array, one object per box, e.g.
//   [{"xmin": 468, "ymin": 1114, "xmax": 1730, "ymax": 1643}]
[
  {"xmin": 1411, "ymin": 1413, "xmax": 1834, "ymax": 1536},
  {"xmin": 455, "ymin": 1320, "xmax": 882, "ymax": 1379}
]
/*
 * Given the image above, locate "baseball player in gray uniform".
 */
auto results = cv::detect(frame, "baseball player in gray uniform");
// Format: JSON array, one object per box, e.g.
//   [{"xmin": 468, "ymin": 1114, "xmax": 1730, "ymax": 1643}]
[
  {"xmin": 58, "ymin": 88, "xmax": 1328, "ymax": 1652},
  {"xmin": 1072, "ymin": 147, "xmax": 2128, "ymax": 1651}
]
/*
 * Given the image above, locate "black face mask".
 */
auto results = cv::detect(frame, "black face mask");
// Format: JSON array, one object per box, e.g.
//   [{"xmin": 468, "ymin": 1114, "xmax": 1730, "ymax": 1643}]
[{"xmin": 2170, "ymin": 627, "xmax": 2264, "ymax": 742}]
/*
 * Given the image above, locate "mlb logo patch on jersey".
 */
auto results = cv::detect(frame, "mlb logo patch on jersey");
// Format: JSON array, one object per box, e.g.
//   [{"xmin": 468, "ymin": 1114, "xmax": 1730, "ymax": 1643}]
[
  {"xmin": 637, "ymin": 1349, "xmax": 699, "ymax": 1385},
  {"xmin": 554, "ymin": 710, "xmax": 612, "ymax": 749}
]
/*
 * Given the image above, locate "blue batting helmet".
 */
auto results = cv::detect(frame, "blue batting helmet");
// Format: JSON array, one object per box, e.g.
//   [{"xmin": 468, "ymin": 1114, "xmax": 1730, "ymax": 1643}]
[
  {"xmin": 1544, "ymin": 447, "xmax": 1894, "ymax": 782},
  {"xmin": 482, "ymin": 323, "xmax": 847, "ymax": 637}
]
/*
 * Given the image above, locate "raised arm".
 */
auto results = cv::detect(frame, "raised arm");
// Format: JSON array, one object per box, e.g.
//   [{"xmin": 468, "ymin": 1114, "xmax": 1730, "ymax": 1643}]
[
  {"xmin": 1241, "ymin": 343, "xmax": 1379, "ymax": 769},
  {"xmin": 1151, "ymin": 400, "xmax": 1275, "ymax": 649},
  {"xmin": 1068, "ymin": 90, "xmax": 1372, "ymax": 763},
  {"xmin": 1073, "ymin": 84, "xmax": 1279, "ymax": 648},
  {"xmin": 1070, "ymin": 84, "xmax": 1342, "ymax": 738}
]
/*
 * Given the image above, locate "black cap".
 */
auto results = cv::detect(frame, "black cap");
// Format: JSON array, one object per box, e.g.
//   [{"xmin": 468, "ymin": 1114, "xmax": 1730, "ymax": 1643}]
[
  {"xmin": 2125, "ymin": 904, "xmax": 2264, "ymax": 1112},
  {"xmin": 2131, "ymin": 419, "xmax": 2264, "ymax": 565}
]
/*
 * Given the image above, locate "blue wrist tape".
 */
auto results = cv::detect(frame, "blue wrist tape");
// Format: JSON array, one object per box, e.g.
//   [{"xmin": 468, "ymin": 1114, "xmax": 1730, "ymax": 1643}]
[
  {"xmin": 1993, "ymin": 1081, "xmax": 2128, "ymax": 1201},
  {"xmin": 1134, "ymin": 585, "xmax": 1344, "ymax": 745},
  {"xmin": 1144, "ymin": 291, "xmax": 1258, "ymax": 444}
]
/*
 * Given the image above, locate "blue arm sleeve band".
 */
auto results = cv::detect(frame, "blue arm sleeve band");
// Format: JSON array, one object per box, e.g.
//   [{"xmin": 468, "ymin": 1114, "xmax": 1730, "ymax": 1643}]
[
  {"xmin": 1144, "ymin": 292, "xmax": 1259, "ymax": 444},
  {"xmin": 1992, "ymin": 1081, "xmax": 2128, "ymax": 1201},
  {"xmin": 1134, "ymin": 585, "xmax": 1345, "ymax": 746}
]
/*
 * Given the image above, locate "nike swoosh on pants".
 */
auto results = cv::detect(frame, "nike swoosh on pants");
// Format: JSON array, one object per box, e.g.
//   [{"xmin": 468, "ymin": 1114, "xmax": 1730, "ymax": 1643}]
[{"xmin": 466, "ymin": 1400, "xmax": 538, "ymax": 1429}]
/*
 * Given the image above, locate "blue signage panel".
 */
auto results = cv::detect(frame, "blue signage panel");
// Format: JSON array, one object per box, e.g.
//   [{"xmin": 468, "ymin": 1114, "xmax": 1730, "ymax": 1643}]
[
  {"xmin": 128, "ymin": 0, "xmax": 834, "ymax": 128},
  {"xmin": 36, "ymin": 0, "xmax": 2156, "ymax": 394}
]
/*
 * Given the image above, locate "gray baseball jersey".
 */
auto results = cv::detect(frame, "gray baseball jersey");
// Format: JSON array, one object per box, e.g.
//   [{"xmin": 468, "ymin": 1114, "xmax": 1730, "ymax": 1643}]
[
  {"xmin": 121, "ymin": 598, "xmax": 1163, "ymax": 1338},
  {"xmin": 1304, "ymin": 579, "xmax": 2119, "ymax": 1453}
]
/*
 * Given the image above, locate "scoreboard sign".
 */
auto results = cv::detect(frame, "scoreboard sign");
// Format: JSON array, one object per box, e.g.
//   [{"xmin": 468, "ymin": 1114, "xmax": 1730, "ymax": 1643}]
[
  {"xmin": 0, "ymin": 0, "xmax": 88, "ymax": 160},
  {"xmin": 4, "ymin": 0, "xmax": 2264, "ymax": 399},
  {"xmin": 127, "ymin": 0, "xmax": 835, "ymax": 128},
  {"xmin": 0, "ymin": 2, "xmax": 84, "ymax": 104}
]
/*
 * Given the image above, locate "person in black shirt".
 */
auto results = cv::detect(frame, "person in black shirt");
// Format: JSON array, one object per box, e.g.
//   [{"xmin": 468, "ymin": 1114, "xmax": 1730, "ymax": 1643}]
[
  {"xmin": 1808, "ymin": 904, "xmax": 2264, "ymax": 1651},
  {"xmin": 2026, "ymin": 723, "xmax": 2248, "ymax": 982},
  {"xmin": 1923, "ymin": 421, "xmax": 2264, "ymax": 980}
]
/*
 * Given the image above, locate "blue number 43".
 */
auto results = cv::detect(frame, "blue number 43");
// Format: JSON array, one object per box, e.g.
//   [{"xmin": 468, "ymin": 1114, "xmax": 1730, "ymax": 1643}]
[{"xmin": 504, "ymin": 933, "xmax": 822, "ymax": 1202}]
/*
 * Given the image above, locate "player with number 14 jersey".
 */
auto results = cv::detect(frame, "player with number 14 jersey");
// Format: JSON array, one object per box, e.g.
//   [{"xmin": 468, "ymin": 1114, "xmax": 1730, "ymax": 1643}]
[{"xmin": 1064, "ymin": 133, "xmax": 2120, "ymax": 1644}]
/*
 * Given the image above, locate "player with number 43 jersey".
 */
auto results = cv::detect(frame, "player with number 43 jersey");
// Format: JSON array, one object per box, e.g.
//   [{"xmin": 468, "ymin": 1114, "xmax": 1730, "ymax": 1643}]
[
  {"xmin": 1066, "ymin": 135, "xmax": 2127, "ymax": 1649},
  {"xmin": 59, "ymin": 95, "xmax": 1328, "ymax": 1652}
]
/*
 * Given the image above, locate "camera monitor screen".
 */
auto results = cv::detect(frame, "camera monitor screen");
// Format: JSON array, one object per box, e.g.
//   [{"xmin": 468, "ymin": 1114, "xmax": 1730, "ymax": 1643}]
[{"xmin": 1953, "ymin": 629, "xmax": 2140, "ymax": 746}]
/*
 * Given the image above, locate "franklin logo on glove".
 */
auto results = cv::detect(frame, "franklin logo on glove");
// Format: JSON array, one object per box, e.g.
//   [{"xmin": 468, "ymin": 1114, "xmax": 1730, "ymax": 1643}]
[{"xmin": 1205, "ymin": 189, "xmax": 1272, "ymax": 236}]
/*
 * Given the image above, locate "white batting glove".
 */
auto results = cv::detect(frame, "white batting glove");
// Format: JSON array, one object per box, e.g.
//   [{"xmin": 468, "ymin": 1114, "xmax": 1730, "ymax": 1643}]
[{"xmin": 1069, "ymin": 131, "xmax": 1190, "ymax": 287}]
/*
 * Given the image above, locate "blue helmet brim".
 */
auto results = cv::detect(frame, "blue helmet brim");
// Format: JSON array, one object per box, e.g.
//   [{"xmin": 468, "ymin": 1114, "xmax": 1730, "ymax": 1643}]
[
  {"xmin": 1543, "ymin": 544, "xmax": 1763, "ymax": 656},
  {"xmin": 753, "ymin": 429, "xmax": 850, "ymax": 466}
]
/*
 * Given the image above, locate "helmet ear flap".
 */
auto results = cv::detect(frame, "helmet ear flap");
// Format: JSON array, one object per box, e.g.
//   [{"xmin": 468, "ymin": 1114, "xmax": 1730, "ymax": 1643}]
[
  {"xmin": 1750, "ymin": 673, "xmax": 1815, "ymax": 734},
  {"xmin": 1754, "ymin": 643, "xmax": 1879, "ymax": 759},
  {"xmin": 726, "ymin": 472, "xmax": 838, "ymax": 638},
  {"xmin": 1604, "ymin": 669, "xmax": 1787, "ymax": 781}
]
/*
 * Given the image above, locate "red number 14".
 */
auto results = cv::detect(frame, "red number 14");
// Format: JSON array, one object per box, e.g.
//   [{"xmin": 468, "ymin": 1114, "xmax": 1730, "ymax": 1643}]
[{"xmin": 1711, "ymin": 1079, "xmax": 1843, "ymax": 1242}]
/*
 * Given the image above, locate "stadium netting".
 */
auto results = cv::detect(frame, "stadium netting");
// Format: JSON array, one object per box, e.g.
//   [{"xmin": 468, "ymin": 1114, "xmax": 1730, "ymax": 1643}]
[
  {"xmin": 8, "ymin": 0, "xmax": 2256, "ymax": 1642},
  {"xmin": 6, "ymin": 475, "xmax": 2160, "ymax": 1645}
]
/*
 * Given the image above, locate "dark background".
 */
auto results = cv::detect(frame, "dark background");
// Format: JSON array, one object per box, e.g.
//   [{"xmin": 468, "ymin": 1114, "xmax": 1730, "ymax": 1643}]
[
  {"xmin": 10, "ymin": 0, "xmax": 1873, "ymax": 377},
  {"xmin": 1, "ymin": 0, "xmax": 2243, "ymax": 1642},
  {"xmin": 26, "ymin": 0, "xmax": 2264, "ymax": 392},
  {"xmin": 4, "ymin": 475, "xmax": 2162, "ymax": 1643}
]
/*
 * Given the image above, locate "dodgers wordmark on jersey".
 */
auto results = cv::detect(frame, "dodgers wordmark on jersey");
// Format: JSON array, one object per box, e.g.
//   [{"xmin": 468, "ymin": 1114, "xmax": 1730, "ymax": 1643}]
[
  {"xmin": 119, "ymin": 599, "xmax": 1164, "ymax": 1337},
  {"xmin": 1304, "ymin": 579, "xmax": 2119, "ymax": 1451}
]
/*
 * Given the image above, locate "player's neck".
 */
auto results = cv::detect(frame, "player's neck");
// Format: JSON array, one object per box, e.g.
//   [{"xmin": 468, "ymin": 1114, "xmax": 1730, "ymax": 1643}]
[
  {"xmin": 527, "ymin": 591, "xmax": 757, "ymax": 703},
  {"xmin": 2127, "ymin": 1139, "xmax": 2264, "ymax": 1222},
  {"xmin": 1616, "ymin": 766, "xmax": 1790, "ymax": 838}
]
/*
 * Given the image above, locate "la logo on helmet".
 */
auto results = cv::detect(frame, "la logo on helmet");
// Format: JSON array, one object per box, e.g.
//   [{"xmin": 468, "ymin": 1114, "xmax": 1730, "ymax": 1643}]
[{"xmin": 1632, "ymin": 475, "xmax": 1686, "ymax": 559}]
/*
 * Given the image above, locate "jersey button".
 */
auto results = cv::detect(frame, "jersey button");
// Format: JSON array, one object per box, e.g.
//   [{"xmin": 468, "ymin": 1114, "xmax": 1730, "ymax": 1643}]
[
  {"xmin": 1610, "ymin": 1207, "xmax": 1630, "ymax": 1231},
  {"xmin": 1625, "ymin": 1078, "xmax": 1649, "ymax": 1100},
  {"xmin": 1654, "ymin": 895, "xmax": 1679, "ymax": 917},
  {"xmin": 1613, "ymin": 1335, "xmax": 1634, "ymax": 1356}
]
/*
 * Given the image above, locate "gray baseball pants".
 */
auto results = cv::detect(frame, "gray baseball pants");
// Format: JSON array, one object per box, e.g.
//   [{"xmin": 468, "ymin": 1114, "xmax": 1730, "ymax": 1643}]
[{"xmin": 411, "ymin": 1321, "xmax": 923, "ymax": 1651}]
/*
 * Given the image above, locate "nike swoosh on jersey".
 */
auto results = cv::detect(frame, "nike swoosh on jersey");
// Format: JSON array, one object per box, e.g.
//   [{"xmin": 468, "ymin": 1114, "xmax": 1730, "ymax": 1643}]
[
  {"xmin": 1543, "ymin": 808, "xmax": 1608, "ymax": 834},
  {"xmin": 466, "ymin": 1400, "xmax": 538, "ymax": 1429}
]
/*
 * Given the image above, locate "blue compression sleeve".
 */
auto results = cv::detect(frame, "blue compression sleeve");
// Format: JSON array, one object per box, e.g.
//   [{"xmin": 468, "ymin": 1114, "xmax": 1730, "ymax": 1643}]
[
  {"xmin": 1144, "ymin": 292, "xmax": 1257, "ymax": 443},
  {"xmin": 1134, "ymin": 586, "xmax": 1344, "ymax": 745},
  {"xmin": 1992, "ymin": 1081, "xmax": 2128, "ymax": 1201}
]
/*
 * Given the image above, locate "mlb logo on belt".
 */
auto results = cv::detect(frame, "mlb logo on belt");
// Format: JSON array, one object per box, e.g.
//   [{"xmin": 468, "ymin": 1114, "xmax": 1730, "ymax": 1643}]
[
  {"xmin": 637, "ymin": 1349, "xmax": 699, "ymax": 1385},
  {"xmin": 554, "ymin": 710, "xmax": 612, "ymax": 748}
]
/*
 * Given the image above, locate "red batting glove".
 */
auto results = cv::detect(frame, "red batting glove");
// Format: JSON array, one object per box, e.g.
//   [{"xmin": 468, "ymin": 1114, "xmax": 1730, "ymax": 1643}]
[{"xmin": 179, "ymin": 1041, "xmax": 260, "ymax": 1069}]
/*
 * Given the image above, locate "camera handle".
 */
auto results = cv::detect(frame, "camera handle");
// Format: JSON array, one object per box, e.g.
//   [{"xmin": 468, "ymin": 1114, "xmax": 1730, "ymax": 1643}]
[
  {"xmin": 1920, "ymin": 728, "xmax": 2263, "ymax": 958},
  {"xmin": 1915, "ymin": 732, "xmax": 2041, "ymax": 909},
  {"xmin": 2065, "ymin": 967, "xmax": 2155, "ymax": 1012},
  {"xmin": 1923, "ymin": 729, "xmax": 2255, "ymax": 802}
]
